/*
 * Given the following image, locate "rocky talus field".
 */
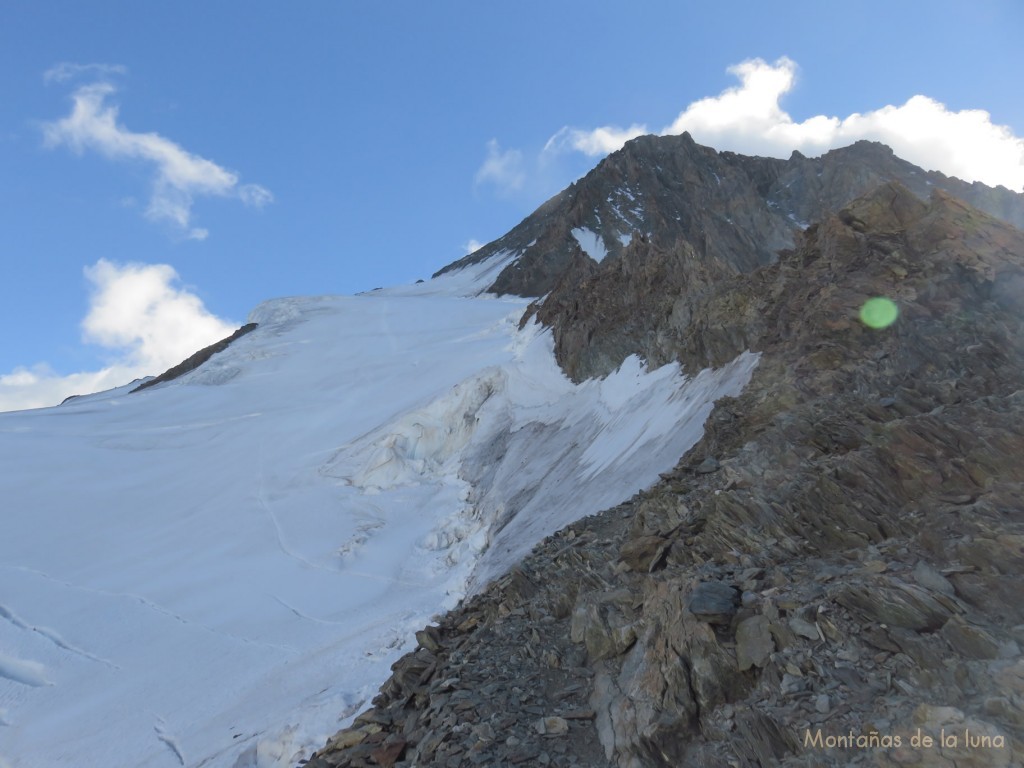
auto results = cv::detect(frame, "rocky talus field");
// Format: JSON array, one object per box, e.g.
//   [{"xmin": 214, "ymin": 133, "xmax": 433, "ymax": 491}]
[{"xmin": 305, "ymin": 167, "xmax": 1024, "ymax": 766}]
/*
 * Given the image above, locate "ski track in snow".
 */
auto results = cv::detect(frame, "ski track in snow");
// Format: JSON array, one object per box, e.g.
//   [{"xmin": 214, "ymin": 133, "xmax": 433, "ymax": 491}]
[
  {"xmin": 2, "ymin": 564, "xmax": 296, "ymax": 656},
  {"xmin": 269, "ymin": 595, "xmax": 347, "ymax": 626},
  {"xmin": 154, "ymin": 718, "xmax": 186, "ymax": 766},
  {"xmin": 0, "ymin": 652, "xmax": 52, "ymax": 687},
  {"xmin": 255, "ymin": 447, "xmax": 424, "ymax": 591},
  {"xmin": 255, "ymin": 461, "xmax": 335, "ymax": 575},
  {"xmin": 0, "ymin": 602, "xmax": 118, "ymax": 669}
]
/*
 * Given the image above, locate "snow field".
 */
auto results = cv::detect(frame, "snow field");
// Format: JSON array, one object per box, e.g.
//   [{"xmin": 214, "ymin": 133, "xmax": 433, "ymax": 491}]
[{"xmin": 0, "ymin": 254, "xmax": 757, "ymax": 767}]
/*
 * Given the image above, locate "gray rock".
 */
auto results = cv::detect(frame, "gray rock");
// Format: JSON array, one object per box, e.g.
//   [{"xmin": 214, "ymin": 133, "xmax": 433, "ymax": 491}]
[
  {"xmin": 912, "ymin": 560, "xmax": 955, "ymax": 596},
  {"xmin": 618, "ymin": 535, "xmax": 671, "ymax": 572},
  {"xmin": 695, "ymin": 456, "xmax": 721, "ymax": 474},
  {"xmin": 688, "ymin": 582, "xmax": 739, "ymax": 624},
  {"xmin": 534, "ymin": 717, "xmax": 569, "ymax": 736},
  {"xmin": 788, "ymin": 617, "xmax": 820, "ymax": 640},
  {"xmin": 570, "ymin": 590, "xmax": 638, "ymax": 662},
  {"xmin": 415, "ymin": 626, "xmax": 443, "ymax": 653},
  {"xmin": 736, "ymin": 615, "xmax": 775, "ymax": 671},
  {"xmin": 780, "ymin": 673, "xmax": 807, "ymax": 695},
  {"xmin": 941, "ymin": 616, "xmax": 1001, "ymax": 659},
  {"xmin": 835, "ymin": 579, "xmax": 952, "ymax": 631}
]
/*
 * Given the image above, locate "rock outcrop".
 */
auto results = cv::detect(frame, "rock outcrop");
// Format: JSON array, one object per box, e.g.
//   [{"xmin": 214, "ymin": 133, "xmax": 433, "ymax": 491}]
[
  {"xmin": 566, "ymin": 183, "xmax": 1024, "ymax": 767},
  {"xmin": 131, "ymin": 322, "xmax": 258, "ymax": 393},
  {"xmin": 437, "ymin": 134, "xmax": 1024, "ymax": 305},
  {"xmin": 305, "ymin": 179, "xmax": 1023, "ymax": 767}
]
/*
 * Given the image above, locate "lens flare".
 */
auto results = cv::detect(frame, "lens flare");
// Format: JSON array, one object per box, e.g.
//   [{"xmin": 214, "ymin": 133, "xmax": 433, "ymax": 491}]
[{"xmin": 860, "ymin": 297, "xmax": 899, "ymax": 329}]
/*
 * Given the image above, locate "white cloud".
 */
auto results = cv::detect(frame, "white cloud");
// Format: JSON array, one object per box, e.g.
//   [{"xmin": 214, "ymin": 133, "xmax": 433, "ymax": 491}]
[
  {"xmin": 474, "ymin": 139, "xmax": 526, "ymax": 194},
  {"xmin": 660, "ymin": 57, "xmax": 818, "ymax": 156},
  {"xmin": 43, "ymin": 79, "xmax": 273, "ymax": 237},
  {"xmin": 541, "ymin": 57, "xmax": 1024, "ymax": 192},
  {"xmin": 0, "ymin": 364, "xmax": 138, "ymax": 412},
  {"xmin": 238, "ymin": 183, "xmax": 274, "ymax": 207},
  {"xmin": 464, "ymin": 238, "xmax": 485, "ymax": 255},
  {"xmin": 825, "ymin": 96, "xmax": 1024, "ymax": 191},
  {"xmin": 43, "ymin": 62, "xmax": 127, "ymax": 84},
  {"xmin": 544, "ymin": 123, "xmax": 648, "ymax": 157},
  {"xmin": 81, "ymin": 260, "xmax": 236, "ymax": 367},
  {"xmin": 0, "ymin": 260, "xmax": 237, "ymax": 413}
]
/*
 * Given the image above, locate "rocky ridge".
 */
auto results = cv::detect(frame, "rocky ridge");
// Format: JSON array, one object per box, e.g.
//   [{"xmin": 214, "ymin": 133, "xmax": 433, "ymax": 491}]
[
  {"xmin": 438, "ymin": 133, "xmax": 1024, "ymax": 305},
  {"xmin": 306, "ymin": 178, "xmax": 1024, "ymax": 767},
  {"xmin": 132, "ymin": 322, "xmax": 259, "ymax": 393}
]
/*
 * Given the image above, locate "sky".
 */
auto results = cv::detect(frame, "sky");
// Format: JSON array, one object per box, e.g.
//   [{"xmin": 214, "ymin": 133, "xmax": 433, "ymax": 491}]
[{"xmin": 1, "ymin": 0, "xmax": 1022, "ymax": 411}]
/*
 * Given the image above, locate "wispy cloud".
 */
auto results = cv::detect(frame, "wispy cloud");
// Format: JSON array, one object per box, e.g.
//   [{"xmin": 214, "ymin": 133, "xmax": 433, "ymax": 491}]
[
  {"xmin": 474, "ymin": 139, "xmax": 526, "ymax": 195},
  {"xmin": 0, "ymin": 260, "xmax": 237, "ymax": 412},
  {"xmin": 484, "ymin": 57, "xmax": 1024, "ymax": 195},
  {"xmin": 43, "ymin": 61, "xmax": 127, "ymax": 84},
  {"xmin": 463, "ymin": 238, "xmax": 485, "ymax": 255},
  {"xmin": 42, "ymin": 72, "xmax": 272, "ymax": 238},
  {"xmin": 544, "ymin": 123, "xmax": 648, "ymax": 157}
]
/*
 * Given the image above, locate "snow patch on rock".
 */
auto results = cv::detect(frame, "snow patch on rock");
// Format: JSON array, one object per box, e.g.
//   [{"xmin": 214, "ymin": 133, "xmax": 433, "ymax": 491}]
[{"xmin": 571, "ymin": 227, "xmax": 608, "ymax": 263}]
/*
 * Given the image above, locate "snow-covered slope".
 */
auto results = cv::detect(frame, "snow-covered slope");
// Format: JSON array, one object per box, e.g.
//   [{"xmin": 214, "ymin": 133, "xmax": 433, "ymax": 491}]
[{"xmin": 0, "ymin": 254, "xmax": 756, "ymax": 768}]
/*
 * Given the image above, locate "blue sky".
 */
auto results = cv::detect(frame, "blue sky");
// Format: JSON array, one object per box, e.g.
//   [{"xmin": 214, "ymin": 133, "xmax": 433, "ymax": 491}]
[{"xmin": 2, "ymin": 0, "xmax": 1022, "ymax": 410}]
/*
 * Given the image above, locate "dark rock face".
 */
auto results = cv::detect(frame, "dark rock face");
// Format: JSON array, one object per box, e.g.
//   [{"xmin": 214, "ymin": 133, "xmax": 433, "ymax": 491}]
[
  {"xmin": 570, "ymin": 185, "xmax": 1024, "ymax": 766},
  {"xmin": 687, "ymin": 581, "xmax": 740, "ymax": 625},
  {"xmin": 307, "ymin": 183, "xmax": 1024, "ymax": 767},
  {"xmin": 435, "ymin": 134, "xmax": 1024, "ymax": 306},
  {"xmin": 535, "ymin": 180, "xmax": 1024, "ymax": 382},
  {"xmin": 131, "ymin": 322, "xmax": 258, "ymax": 393}
]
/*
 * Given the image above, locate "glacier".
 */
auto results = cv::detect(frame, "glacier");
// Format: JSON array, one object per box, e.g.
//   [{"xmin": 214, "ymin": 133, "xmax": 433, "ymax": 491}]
[{"xmin": 0, "ymin": 253, "xmax": 756, "ymax": 768}]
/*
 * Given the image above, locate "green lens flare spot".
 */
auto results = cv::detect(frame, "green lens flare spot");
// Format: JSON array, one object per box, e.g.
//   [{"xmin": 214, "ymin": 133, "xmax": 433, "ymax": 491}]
[{"xmin": 860, "ymin": 297, "xmax": 899, "ymax": 329}]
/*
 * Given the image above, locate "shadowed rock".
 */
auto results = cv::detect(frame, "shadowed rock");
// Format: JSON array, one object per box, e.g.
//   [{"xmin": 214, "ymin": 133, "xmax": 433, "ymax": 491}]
[
  {"xmin": 131, "ymin": 323, "xmax": 258, "ymax": 393},
  {"xmin": 436, "ymin": 134, "xmax": 1024, "ymax": 303}
]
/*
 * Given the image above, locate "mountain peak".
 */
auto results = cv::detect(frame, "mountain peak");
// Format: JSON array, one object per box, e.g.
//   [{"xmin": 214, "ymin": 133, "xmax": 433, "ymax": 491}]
[
  {"xmin": 437, "ymin": 135, "xmax": 1024, "ymax": 299},
  {"xmin": 313, "ymin": 140, "xmax": 1024, "ymax": 768},
  {"xmin": 845, "ymin": 138, "xmax": 896, "ymax": 154}
]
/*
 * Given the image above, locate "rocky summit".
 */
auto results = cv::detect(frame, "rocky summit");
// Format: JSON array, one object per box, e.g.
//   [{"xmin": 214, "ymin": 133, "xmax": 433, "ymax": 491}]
[
  {"xmin": 438, "ymin": 133, "xmax": 1024, "ymax": 303},
  {"xmin": 305, "ymin": 137, "xmax": 1024, "ymax": 767}
]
